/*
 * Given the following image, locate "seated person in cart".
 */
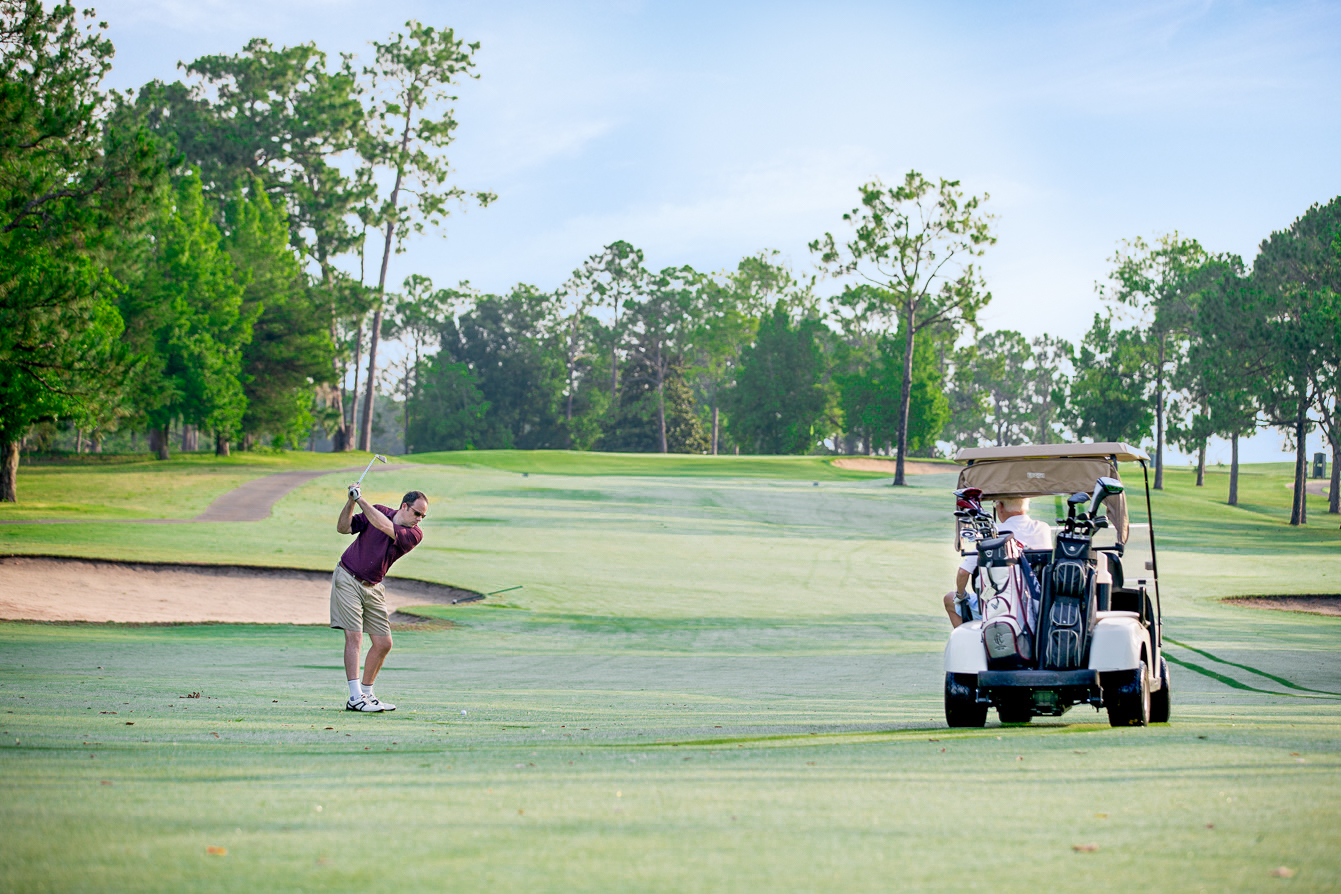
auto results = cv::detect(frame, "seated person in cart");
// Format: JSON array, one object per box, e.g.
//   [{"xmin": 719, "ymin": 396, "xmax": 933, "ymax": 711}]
[{"xmin": 944, "ymin": 497, "xmax": 1052, "ymax": 628}]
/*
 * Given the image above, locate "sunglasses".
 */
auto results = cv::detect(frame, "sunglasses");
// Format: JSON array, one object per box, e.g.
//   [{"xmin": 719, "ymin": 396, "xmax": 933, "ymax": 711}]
[{"xmin": 405, "ymin": 505, "xmax": 427, "ymax": 520}]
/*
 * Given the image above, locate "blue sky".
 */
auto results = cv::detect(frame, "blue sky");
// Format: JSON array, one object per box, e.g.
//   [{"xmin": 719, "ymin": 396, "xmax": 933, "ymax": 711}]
[{"xmin": 91, "ymin": 0, "xmax": 1341, "ymax": 463}]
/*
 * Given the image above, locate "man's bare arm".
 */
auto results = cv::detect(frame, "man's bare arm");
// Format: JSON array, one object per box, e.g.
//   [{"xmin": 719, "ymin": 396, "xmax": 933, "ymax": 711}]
[
  {"xmin": 357, "ymin": 498, "xmax": 396, "ymax": 537},
  {"xmin": 337, "ymin": 491, "xmax": 358, "ymax": 534}
]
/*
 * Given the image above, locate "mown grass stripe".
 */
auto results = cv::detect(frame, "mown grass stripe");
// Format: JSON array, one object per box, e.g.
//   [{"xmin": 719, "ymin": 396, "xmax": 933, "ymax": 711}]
[
  {"xmin": 1164, "ymin": 653, "xmax": 1340, "ymax": 700},
  {"xmin": 1165, "ymin": 636, "xmax": 1341, "ymax": 696}
]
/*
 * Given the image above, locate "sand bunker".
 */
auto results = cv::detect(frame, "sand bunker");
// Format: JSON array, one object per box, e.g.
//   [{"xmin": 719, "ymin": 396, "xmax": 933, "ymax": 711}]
[
  {"xmin": 0, "ymin": 556, "xmax": 478, "ymax": 624},
  {"xmin": 830, "ymin": 457, "xmax": 957, "ymax": 475},
  {"xmin": 1223, "ymin": 595, "xmax": 1341, "ymax": 616}
]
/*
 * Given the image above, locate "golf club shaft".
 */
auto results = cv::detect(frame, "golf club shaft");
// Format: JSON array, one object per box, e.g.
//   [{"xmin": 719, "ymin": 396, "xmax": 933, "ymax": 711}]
[{"xmin": 354, "ymin": 454, "xmax": 387, "ymax": 486}]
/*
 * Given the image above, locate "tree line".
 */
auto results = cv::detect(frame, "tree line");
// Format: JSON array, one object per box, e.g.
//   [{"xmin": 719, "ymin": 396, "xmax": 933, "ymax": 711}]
[
  {"xmin": 3, "ymin": 3, "xmax": 1338, "ymax": 527},
  {"xmin": 1, "ymin": 1, "xmax": 491, "ymax": 499}
]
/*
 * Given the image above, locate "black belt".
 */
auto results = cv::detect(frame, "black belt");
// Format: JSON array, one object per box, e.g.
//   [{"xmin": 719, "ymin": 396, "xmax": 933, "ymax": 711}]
[{"xmin": 340, "ymin": 563, "xmax": 380, "ymax": 587}]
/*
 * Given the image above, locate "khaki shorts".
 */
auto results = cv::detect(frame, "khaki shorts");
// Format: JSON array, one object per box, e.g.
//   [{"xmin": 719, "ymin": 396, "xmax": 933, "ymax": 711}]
[{"xmin": 330, "ymin": 563, "xmax": 391, "ymax": 636}]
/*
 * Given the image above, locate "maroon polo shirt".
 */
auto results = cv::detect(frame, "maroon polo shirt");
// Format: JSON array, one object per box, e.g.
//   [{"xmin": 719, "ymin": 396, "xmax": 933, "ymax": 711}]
[{"xmin": 340, "ymin": 504, "xmax": 423, "ymax": 584}]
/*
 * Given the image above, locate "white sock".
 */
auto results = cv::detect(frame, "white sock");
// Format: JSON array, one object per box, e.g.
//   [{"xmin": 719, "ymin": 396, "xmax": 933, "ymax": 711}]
[
  {"xmin": 361, "ymin": 682, "xmax": 374, "ymax": 699},
  {"xmin": 348, "ymin": 679, "xmax": 361, "ymax": 700}
]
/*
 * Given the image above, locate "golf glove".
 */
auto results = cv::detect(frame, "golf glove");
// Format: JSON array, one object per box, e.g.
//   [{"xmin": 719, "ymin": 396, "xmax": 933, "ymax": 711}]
[{"xmin": 348, "ymin": 484, "xmax": 361, "ymax": 501}]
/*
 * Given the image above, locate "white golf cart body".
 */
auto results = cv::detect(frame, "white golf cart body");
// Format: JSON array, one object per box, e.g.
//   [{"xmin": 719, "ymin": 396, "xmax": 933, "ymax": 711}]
[{"xmin": 943, "ymin": 442, "xmax": 1168, "ymax": 727}]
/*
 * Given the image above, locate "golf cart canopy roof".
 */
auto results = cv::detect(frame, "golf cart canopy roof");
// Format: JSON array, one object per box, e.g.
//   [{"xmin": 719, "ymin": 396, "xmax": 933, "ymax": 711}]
[
  {"xmin": 952, "ymin": 442, "xmax": 1146, "ymax": 544},
  {"xmin": 953, "ymin": 442, "xmax": 1150, "ymax": 463}
]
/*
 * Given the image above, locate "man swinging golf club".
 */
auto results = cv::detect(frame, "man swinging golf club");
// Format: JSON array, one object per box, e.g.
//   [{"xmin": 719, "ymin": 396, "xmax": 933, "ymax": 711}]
[{"xmin": 331, "ymin": 456, "xmax": 429, "ymax": 712}]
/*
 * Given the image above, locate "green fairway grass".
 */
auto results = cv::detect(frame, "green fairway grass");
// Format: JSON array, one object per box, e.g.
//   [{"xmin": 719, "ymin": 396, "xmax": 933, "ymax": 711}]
[
  {"xmin": 0, "ymin": 451, "xmax": 398, "ymax": 521},
  {"xmin": 1, "ymin": 451, "xmax": 1339, "ymax": 892}
]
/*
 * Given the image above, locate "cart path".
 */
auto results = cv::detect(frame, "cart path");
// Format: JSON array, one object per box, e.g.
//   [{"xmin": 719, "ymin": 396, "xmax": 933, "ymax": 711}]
[
  {"xmin": 0, "ymin": 462, "xmax": 400, "ymax": 525},
  {"xmin": 192, "ymin": 464, "xmax": 399, "ymax": 521}
]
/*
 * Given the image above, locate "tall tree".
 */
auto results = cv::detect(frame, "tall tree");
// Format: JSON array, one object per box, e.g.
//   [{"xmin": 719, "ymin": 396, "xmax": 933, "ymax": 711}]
[
  {"xmin": 624, "ymin": 266, "xmax": 700, "ymax": 453},
  {"xmin": 382, "ymin": 273, "xmax": 450, "ymax": 450},
  {"xmin": 837, "ymin": 326, "xmax": 948, "ymax": 456},
  {"xmin": 1064, "ymin": 313, "xmax": 1154, "ymax": 445},
  {"xmin": 358, "ymin": 20, "xmax": 495, "ymax": 451},
  {"xmin": 690, "ymin": 251, "xmax": 805, "ymax": 454},
  {"xmin": 568, "ymin": 241, "xmax": 648, "ymax": 408},
  {"xmin": 1027, "ymin": 335, "xmax": 1072, "ymax": 445},
  {"xmin": 220, "ymin": 178, "xmax": 333, "ymax": 450},
  {"xmin": 1254, "ymin": 197, "xmax": 1341, "ymax": 525},
  {"xmin": 1186, "ymin": 255, "xmax": 1258, "ymax": 505},
  {"xmin": 1099, "ymin": 233, "xmax": 1208, "ymax": 489},
  {"xmin": 137, "ymin": 38, "xmax": 371, "ymax": 449},
  {"xmin": 812, "ymin": 172, "xmax": 995, "ymax": 484},
  {"xmin": 118, "ymin": 172, "xmax": 253, "ymax": 459},
  {"xmin": 437, "ymin": 284, "xmax": 565, "ymax": 450},
  {"xmin": 724, "ymin": 302, "xmax": 830, "ymax": 455},
  {"xmin": 0, "ymin": 0, "xmax": 164, "ymax": 498}
]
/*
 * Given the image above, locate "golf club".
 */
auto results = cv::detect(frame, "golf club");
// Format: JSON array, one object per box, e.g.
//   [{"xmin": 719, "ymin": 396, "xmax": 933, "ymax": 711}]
[{"xmin": 356, "ymin": 454, "xmax": 388, "ymax": 486}]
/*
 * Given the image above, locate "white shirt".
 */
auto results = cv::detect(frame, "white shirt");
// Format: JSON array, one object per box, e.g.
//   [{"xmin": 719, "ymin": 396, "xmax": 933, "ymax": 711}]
[{"xmin": 959, "ymin": 513, "xmax": 1053, "ymax": 574}]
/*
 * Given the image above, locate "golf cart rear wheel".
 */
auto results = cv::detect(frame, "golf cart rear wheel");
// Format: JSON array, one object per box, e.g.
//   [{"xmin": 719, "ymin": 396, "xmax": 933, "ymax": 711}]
[
  {"xmin": 945, "ymin": 673, "xmax": 987, "ymax": 728},
  {"xmin": 1106, "ymin": 660, "xmax": 1151, "ymax": 727},
  {"xmin": 1149, "ymin": 656, "xmax": 1171, "ymax": 723}
]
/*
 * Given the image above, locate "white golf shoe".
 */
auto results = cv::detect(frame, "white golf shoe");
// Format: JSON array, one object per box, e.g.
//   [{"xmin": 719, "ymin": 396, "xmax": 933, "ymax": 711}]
[
  {"xmin": 366, "ymin": 696, "xmax": 395, "ymax": 711},
  {"xmin": 345, "ymin": 696, "xmax": 387, "ymax": 713}
]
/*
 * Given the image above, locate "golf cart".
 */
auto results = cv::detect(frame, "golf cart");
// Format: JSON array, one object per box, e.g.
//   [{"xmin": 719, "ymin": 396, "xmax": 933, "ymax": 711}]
[{"xmin": 943, "ymin": 442, "xmax": 1169, "ymax": 727}]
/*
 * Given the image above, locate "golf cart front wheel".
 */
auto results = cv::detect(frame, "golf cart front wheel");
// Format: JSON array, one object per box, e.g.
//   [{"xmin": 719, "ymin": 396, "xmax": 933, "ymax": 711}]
[
  {"xmin": 945, "ymin": 673, "xmax": 987, "ymax": 728},
  {"xmin": 1105, "ymin": 660, "xmax": 1151, "ymax": 727}
]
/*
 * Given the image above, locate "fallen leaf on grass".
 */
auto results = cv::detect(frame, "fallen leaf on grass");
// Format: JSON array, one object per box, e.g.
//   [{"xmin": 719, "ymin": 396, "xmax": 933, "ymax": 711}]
[
  {"xmin": 206, "ymin": 846, "xmax": 227, "ymax": 856},
  {"xmin": 1072, "ymin": 844, "xmax": 1099, "ymax": 853},
  {"xmin": 100, "ymin": 780, "xmax": 112, "ymax": 786},
  {"xmin": 211, "ymin": 732, "xmax": 219, "ymax": 738},
  {"xmin": 100, "ymin": 711, "xmax": 116, "ymax": 715},
  {"xmin": 1206, "ymin": 824, "xmax": 1215, "ymax": 829},
  {"xmin": 1094, "ymin": 813, "xmax": 1107, "ymax": 819},
  {"xmin": 125, "ymin": 722, "xmax": 133, "ymax": 726},
  {"xmin": 1270, "ymin": 867, "xmax": 1295, "ymax": 878}
]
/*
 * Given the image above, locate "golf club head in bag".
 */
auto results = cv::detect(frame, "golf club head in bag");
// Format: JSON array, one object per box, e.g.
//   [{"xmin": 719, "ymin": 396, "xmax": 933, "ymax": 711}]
[{"xmin": 1088, "ymin": 476, "xmax": 1123, "ymax": 518}]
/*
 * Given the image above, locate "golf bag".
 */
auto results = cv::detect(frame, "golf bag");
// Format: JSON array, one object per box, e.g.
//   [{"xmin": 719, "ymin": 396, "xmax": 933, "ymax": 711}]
[
  {"xmin": 1038, "ymin": 532, "xmax": 1098, "ymax": 670},
  {"xmin": 974, "ymin": 534, "xmax": 1040, "ymax": 669}
]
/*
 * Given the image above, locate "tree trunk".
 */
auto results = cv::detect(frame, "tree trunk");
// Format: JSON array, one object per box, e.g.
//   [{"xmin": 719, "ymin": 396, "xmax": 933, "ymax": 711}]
[
  {"xmin": 216, "ymin": 431, "xmax": 230, "ymax": 457},
  {"xmin": 363, "ymin": 111, "xmax": 414, "ymax": 454},
  {"xmin": 75, "ymin": 428, "xmax": 84, "ymax": 454},
  {"xmin": 1153, "ymin": 337, "xmax": 1165, "ymax": 490},
  {"xmin": 656, "ymin": 347, "xmax": 668, "ymax": 454},
  {"xmin": 1195, "ymin": 441, "xmax": 1206, "ymax": 487},
  {"xmin": 657, "ymin": 380, "xmax": 668, "ymax": 455},
  {"xmin": 893, "ymin": 308, "xmax": 915, "ymax": 487},
  {"xmin": 0, "ymin": 438, "xmax": 17, "ymax": 502},
  {"xmin": 1228, "ymin": 434, "xmax": 1239, "ymax": 506},
  {"xmin": 1329, "ymin": 435, "xmax": 1339, "ymax": 515},
  {"xmin": 1291, "ymin": 405, "xmax": 1307, "ymax": 526},
  {"xmin": 361, "ymin": 301, "xmax": 384, "ymax": 452},
  {"xmin": 711, "ymin": 403, "xmax": 719, "ymax": 455},
  {"xmin": 1324, "ymin": 436, "xmax": 1335, "ymax": 514},
  {"xmin": 349, "ymin": 319, "xmax": 363, "ymax": 446},
  {"xmin": 151, "ymin": 426, "xmax": 170, "ymax": 461}
]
